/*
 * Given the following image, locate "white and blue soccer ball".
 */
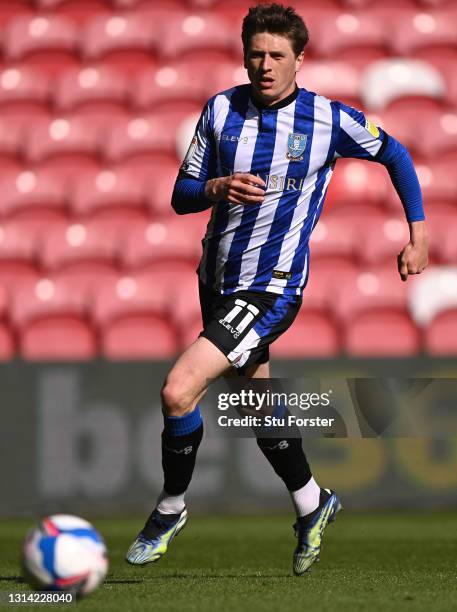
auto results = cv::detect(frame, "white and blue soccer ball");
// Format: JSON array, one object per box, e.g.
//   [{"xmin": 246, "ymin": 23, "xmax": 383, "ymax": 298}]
[{"xmin": 21, "ymin": 514, "xmax": 108, "ymax": 597}]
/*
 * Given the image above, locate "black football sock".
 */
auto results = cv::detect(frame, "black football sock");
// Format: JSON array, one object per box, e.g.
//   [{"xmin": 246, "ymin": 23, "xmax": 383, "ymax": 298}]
[
  {"xmin": 161, "ymin": 405, "xmax": 204, "ymax": 496},
  {"xmin": 254, "ymin": 405, "xmax": 312, "ymax": 492}
]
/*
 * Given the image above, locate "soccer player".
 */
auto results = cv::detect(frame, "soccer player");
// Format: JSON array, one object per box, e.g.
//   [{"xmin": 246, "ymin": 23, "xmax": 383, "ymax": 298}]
[{"xmin": 126, "ymin": 3, "xmax": 428, "ymax": 574}]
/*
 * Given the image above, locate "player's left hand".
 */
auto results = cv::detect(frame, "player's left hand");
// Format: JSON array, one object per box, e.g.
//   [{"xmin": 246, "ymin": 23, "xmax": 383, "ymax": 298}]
[{"xmin": 397, "ymin": 220, "xmax": 429, "ymax": 282}]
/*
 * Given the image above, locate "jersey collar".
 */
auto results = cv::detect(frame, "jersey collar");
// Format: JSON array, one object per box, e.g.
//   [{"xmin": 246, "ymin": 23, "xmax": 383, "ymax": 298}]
[{"xmin": 251, "ymin": 84, "xmax": 299, "ymax": 111}]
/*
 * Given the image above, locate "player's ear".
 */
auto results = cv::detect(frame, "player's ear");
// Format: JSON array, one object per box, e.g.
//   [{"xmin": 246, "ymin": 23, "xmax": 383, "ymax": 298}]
[{"xmin": 295, "ymin": 51, "xmax": 304, "ymax": 73}]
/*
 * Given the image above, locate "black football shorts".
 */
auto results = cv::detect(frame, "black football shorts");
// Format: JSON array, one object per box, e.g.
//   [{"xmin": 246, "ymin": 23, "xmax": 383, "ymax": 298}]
[{"xmin": 198, "ymin": 281, "xmax": 301, "ymax": 370}]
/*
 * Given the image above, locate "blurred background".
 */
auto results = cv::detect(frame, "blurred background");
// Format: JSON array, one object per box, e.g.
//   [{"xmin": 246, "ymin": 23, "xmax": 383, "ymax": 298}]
[{"xmin": 0, "ymin": 0, "xmax": 456, "ymax": 518}]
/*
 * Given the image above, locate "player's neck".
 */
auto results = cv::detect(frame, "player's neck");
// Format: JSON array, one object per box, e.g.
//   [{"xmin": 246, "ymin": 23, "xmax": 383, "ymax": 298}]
[{"xmin": 251, "ymin": 84, "xmax": 299, "ymax": 110}]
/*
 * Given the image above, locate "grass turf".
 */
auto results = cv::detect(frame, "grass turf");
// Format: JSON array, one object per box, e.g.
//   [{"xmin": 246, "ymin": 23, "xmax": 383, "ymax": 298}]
[{"xmin": 1, "ymin": 513, "xmax": 457, "ymax": 612}]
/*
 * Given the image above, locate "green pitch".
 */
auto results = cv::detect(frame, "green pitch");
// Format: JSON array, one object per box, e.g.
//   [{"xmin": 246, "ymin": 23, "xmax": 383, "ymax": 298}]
[{"xmin": 1, "ymin": 513, "xmax": 457, "ymax": 612}]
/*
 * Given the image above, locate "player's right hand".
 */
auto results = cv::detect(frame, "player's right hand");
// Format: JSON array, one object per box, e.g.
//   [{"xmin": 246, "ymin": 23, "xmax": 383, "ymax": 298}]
[{"xmin": 205, "ymin": 173, "xmax": 266, "ymax": 205}]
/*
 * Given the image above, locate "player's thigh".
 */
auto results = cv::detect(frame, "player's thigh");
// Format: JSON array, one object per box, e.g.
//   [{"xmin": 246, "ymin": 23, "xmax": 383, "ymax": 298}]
[
  {"xmin": 162, "ymin": 336, "xmax": 231, "ymax": 414},
  {"xmin": 244, "ymin": 361, "xmax": 270, "ymax": 379},
  {"xmin": 223, "ymin": 361, "xmax": 269, "ymax": 379}
]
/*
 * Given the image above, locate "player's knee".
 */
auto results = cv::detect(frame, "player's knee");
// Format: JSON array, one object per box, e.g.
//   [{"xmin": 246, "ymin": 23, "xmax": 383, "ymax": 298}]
[{"xmin": 161, "ymin": 379, "xmax": 193, "ymax": 417}]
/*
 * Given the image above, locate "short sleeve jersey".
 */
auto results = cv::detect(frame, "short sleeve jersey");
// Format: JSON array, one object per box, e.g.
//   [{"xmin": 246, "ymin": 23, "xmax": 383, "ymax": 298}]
[{"xmin": 181, "ymin": 85, "xmax": 386, "ymax": 296}]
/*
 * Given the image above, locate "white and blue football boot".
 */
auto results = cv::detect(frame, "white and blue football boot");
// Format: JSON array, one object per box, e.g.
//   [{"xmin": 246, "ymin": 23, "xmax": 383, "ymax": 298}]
[
  {"xmin": 293, "ymin": 489, "xmax": 342, "ymax": 575},
  {"xmin": 126, "ymin": 508, "xmax": 188, "ymax": 565}
]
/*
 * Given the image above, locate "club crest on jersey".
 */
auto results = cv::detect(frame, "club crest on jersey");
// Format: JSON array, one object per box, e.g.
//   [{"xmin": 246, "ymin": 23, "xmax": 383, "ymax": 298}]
[{"xmin": 287, "ymin": 133, "xmax": 307, "ymax": 161}]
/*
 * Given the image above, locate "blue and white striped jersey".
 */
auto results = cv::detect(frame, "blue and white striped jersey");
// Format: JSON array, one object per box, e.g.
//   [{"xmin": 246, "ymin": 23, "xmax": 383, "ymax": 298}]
[{"xmin": 182, "ymin": 84, "xmax": 386, "ymax": 296}]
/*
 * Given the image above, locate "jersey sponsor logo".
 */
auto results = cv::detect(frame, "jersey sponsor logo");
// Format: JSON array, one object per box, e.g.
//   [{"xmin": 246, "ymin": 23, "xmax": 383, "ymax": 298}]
[
  {"xmin": 287, "ymin": 133, "xmax": 307, "ymax": 161},
  {"xmin": 224, "ymin": 169, "xmax": 307, "ymax": 192},
  {"xmin": 221, "ymin": 134, "xmax": 250, "ymax": 144},
  {"xmin": 219, "ymin": 299, "xmax": 260, "ymax": 339},
  {"xmin": 181, "ymin": 136, "xmax": 197, "ymax": 171},
  {"xmin": 364, "ymin": 119, "xmax": 380, "ymax": 139},
  {"xmin": 272, "ymin": 270, "xmax": 292, "ymax": 280}
]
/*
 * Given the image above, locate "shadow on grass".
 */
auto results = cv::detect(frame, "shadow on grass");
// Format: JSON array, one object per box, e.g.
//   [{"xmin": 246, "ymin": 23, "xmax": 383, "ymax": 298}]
[
  {"xmin": 105, "ymin": 579, "xmax": 144, "ymax": 585},
  {"xmin": 0, "ymin": 576, "xmax": 24, "ymax": 584},
  {"xmin": 136, "ymin": 574, "xmax": 292, "ymax": 580}
]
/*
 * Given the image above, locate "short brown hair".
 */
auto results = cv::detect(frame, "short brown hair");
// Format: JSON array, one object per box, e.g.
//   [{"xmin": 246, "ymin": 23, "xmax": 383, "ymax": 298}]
[{"xmin": 242, "ymin": 3, "xmax": 309, "ymax": 58}]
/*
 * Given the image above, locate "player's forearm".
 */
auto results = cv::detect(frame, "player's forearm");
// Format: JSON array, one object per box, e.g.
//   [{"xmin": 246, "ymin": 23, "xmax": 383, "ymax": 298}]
[
  {"xmin": 377, "ymin": 135, "xmax": 425, "ymax": 223},
  {"xmin": 171, "ymin": 175, "xmax": 214, "ymax": 215}
]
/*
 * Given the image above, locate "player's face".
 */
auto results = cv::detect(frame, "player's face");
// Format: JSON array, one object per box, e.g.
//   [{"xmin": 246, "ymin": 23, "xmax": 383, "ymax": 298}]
[{"xmin": 245, "ymin": 32, "xmax": 304, "ymax": 106}]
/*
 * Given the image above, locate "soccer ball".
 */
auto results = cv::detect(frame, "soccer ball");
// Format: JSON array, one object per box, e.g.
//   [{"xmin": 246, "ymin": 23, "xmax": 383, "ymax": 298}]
[{"xmin": 21, "ymin": 514, "xmax": 108, "ymax": 597}]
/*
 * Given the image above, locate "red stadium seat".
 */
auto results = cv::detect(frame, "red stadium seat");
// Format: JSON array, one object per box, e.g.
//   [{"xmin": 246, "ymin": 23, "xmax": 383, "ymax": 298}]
[
  {"xmin": 312, "ymin": 12, "xmax": 388, "ymax": 67},
  {"xmin": 361, "ymin": 59, "xmax": 446, "ymax": 112},
  {"xmin": 146, "ymin": 163, "xmax": 180, "ymax": 218},
  {"xmin": 70, "ymin": 167, "xmax": 148, "ymax": 224},
  {"xmin": 81, "ymin": 13, "xmax": 158, "ymax": 75},
  {"xmin": 103, "ymin": 114, "xmax": 174, "ymax": 163},
  {"xmin": 419, "ymin": 0, "xmax": 457, "ymax": 6},
  {"xmin": 0, "ymin": 67, "xmax": 50, "ymax": 128},
  {"xmin": 426, "ymin": 205, "xmax": 457, "ymax": 262},
  {"xmin": 309, "ymin": 215, "xmax": 358, "ymax": 269},
  {"xmin": 0, "ymin": 168, "xmax": 67, "ymax": 224},
  {"xmin": 277, "ymin": 5, "xmax": 341, "ymax": 58},
  {"xmin": 419, "ymin": 110, "xmax": 457, "ymax": 159},
  {"xmin": 121, "ymin": 217, "xmax": 203, "ymax": 272},
  {"xmin": 271, "ymin": 309, "xmax": 341, "ymax": 358},
  {"xmin": 131, "ymin": 63, "xmax": 209, "ymax": 112},
  {"xmin": 206, "ymin": 61, "xmax": 249, "ymax": 98},
  {"xmin": 0, "ymin": 119, "xmax": 25, "ymax": 173},
  {"xmin": 327, "ymin": 159, "xmax": 390, "ymax": 212},
  {"xmin": 112, "ymin": 0, "xmax": 186, "ymax": 23},
  {"xmin": 310, "ymin": 209, "xmax": 390, "ymax": 268},
  {"xmin": 54, "ymin": 65, "xmax": 129, "ymax": 113},
  {"xmin": 25, "ymin": 115, "xmax": 102, "ymax": 176},
  {"xmin": 411, "ymin": 158, "xmax": 457, "ymax": 206},
  {"xmin": 35, "ymin": 0, "xmax": 111, "ymax": 24},
  {"xmin": 93, "ymin": 273, "xmax": 178, "ymax": 359},
  {"xmin": 160, "ymin": 13, "xmax": 235, "ymax": 62},
  {"xmin": 303, "ymin": 262, "xmax": 360, "ymax": 312},
  {"xmin": 341, "ymin": 0, "xmax": 416, "ymax": 8},
  {"xmin": 297, "ymin": 62, "xmax": 363, "ymax": 108},
  {"xmin": 39, "ymin": 221, "xmax": 120, "ymax": 294},
  {"xmin": 169, "ymin": 270, "xmax": 202, "ymax": 347},
  {"xmin": 425, "ymin": 309, "xmax": 457, "ymax": 355},
  {"xmin": 116, "ymin": 264, "xmax": 200, "ymax": 345},
  {"xmin": 322, "ymin": 205, "xmax": 389, "ymax": 232},
  {"xmin": 0, "ymin": 285, "xmax": 15, "ymax": 360},
  {"xmin": 411, "ymin": 47, "xmax": 457, "ymax": 81},
  {"xmin": 407, "ymin": 266, "xmax": 457, "ymax": 329},
  {"xmin": 357, "ymin": 215, "xmax": 410, "ymax": 265},
  {"xmin": 0, "ymin": 66, "xmax": 50, "ymax": 111},
  {"xmin": 434, "ymin": 218, "xmax": 457, "ymax": 264},
  {"xmin": 344, "ymin": 310, "xmax": 421, "ymax": 356},
  {"xmin": 390, "ymin": 10, "xmax": 457, "ymax": 56},
  {"xmin": 381, "ymin": 106, "xmax": 457, "ymax": 160},
  {"xmin": 437, "ymin": 64, "xmax": 457, "ymax": 109},
  {"xmin": 210, "ymin": 0, "xmax": 256, "ymax": 25},
  {"xmin": 0, "ymin": 221, "xmax": 41, "ymax": 291},
  {"xmin": 0, "ymin": 1, "xmax": 33, "ymax": 28},
  {"xmin": 3, "ymin": 15, "xmax": 79, "ymax": 76},
  {"xmin": 103, "ymin": 108, "xmax": 201, "ymax": 165},
  {"xmin": 175, "ymin": 110, "xmax": 203, "ymax": 165},
  {"xmin": 335, "ymin": 266, "xmax": 409, "ymax": 322},
  {"xmin": 11, "ymin": 277, "xmax": 97, "ymax": 360},
  {"xmin": 382, "ymin": 106, "xmax": 425, "ymax": 155}
]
